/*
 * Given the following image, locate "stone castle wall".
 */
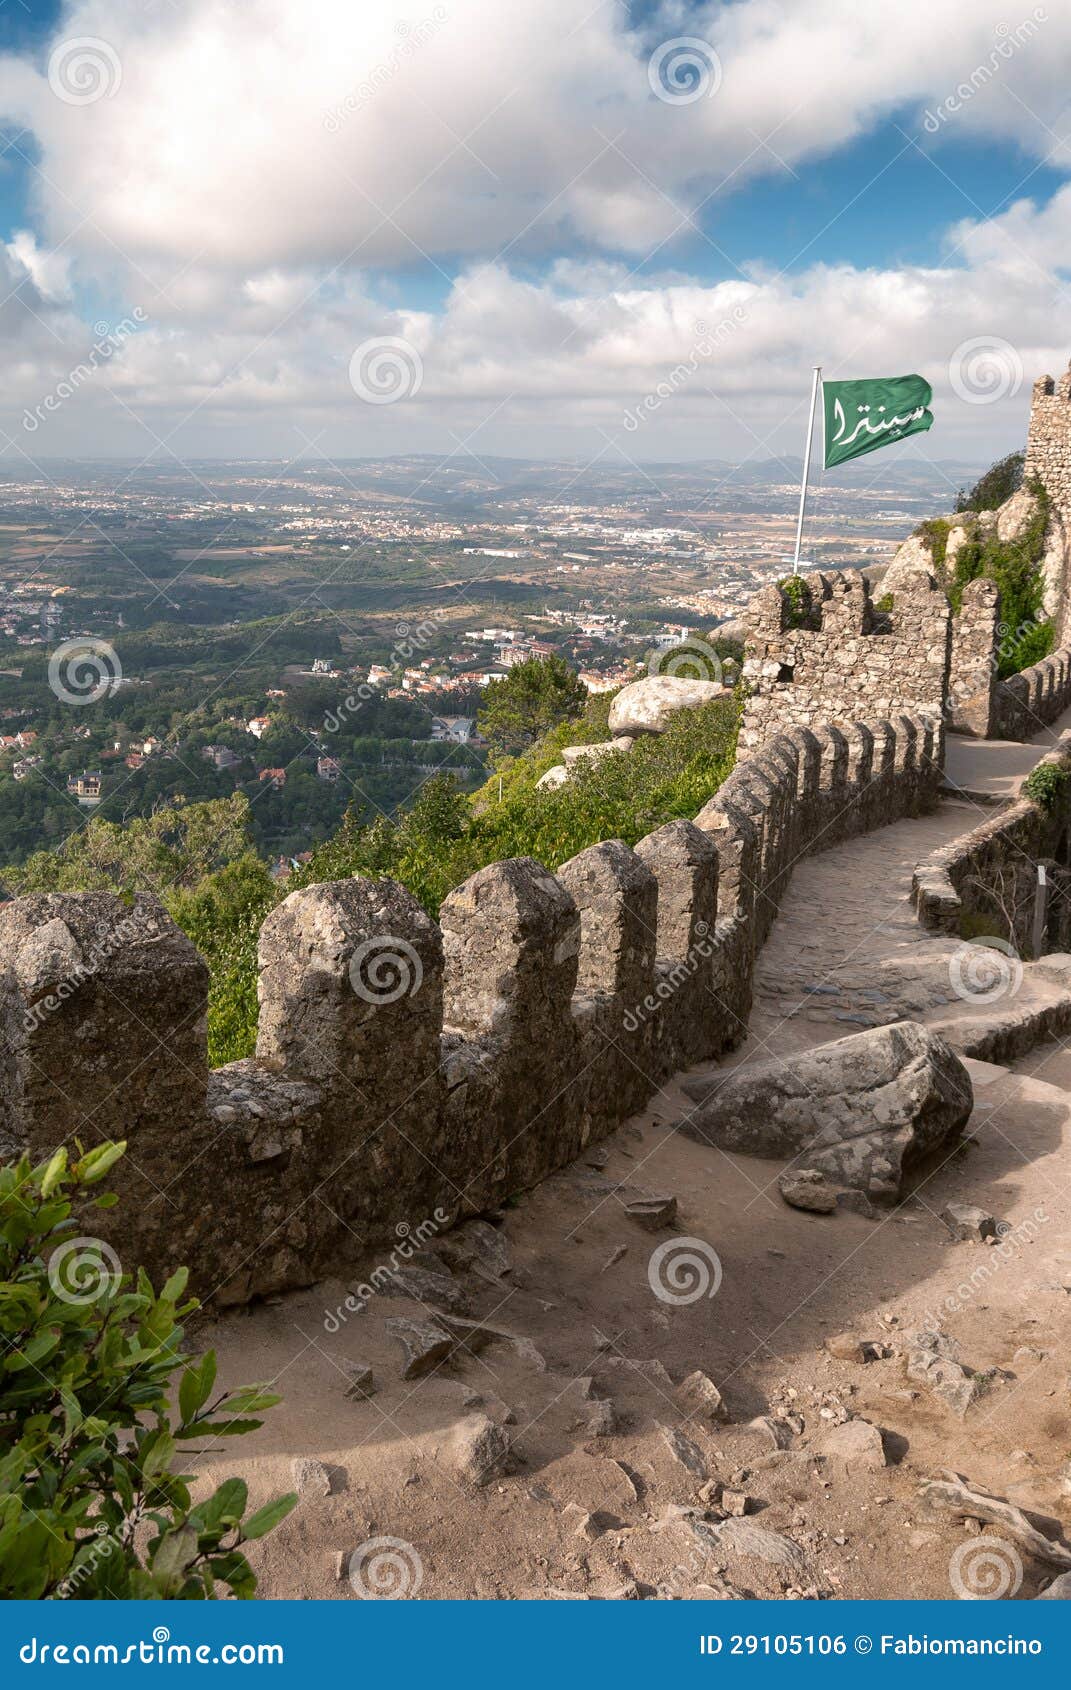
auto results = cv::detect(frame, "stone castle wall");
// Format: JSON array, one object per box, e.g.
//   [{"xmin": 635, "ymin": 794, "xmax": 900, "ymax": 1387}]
[
  {"xmin": 1025, "ymin": 362, "xmax": 1071, "ymax": 645},
  {"xmin": 913, "ymin": 731, "xmax": 1071, "ymax": 955},
  {"xmin": 947, "ymin": 576, "xmax": 1071, "ymax": 742},
  {"xmin": 0, "ymin": 712, "xmax": 944, "ymax": 1306},
  {"xmin": 993, "ymin": 647, "xmax": 1071, "ymax": 741},
  {"xmin": 1026, "ymin": 363, "xmax": 1071, "ymax": 533},
  {"xmin": 740, "ymin": 570, "xmax": 952, "ymax": 754}
]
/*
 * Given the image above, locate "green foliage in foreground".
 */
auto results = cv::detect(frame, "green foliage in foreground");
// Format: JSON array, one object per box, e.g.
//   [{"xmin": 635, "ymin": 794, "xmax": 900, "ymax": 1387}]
[{"xmin": 0, "ymin": 1144, "xmax": 296, "ymax": 1599}]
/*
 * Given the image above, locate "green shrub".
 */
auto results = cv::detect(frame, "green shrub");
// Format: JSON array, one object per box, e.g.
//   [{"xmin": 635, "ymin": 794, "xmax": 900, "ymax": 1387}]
[
  {"xmin": 0, "ymin": 1143, "xmax": 296, "ymax": 1599},
  {"xmin": 913, "ymin": 517, "xmax": 952, "ymax": 575},
  {"xmin": 956, "ymin": 451, "xmax": 1025, "ymax": 512},
  {"xmin": 477, "ymin": 655, "xmax": 588, "ymax": 761},
  {"xmin": 1023, "ymin": 760, "xmax": 1071, "ymax": 813},
  {"xmin": 777, "ymin": 575, "xmax": 813, "ymax": 629},
  {"xmin": 947, "ymin": 479, "xmax": 1052, "ymax": 677}
]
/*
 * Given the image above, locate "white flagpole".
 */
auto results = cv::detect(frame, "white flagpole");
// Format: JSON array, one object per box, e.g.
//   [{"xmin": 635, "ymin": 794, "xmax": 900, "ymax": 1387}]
[{"xmin": 791, "ymin": 364, "xmax": 822, "ymax": 575}]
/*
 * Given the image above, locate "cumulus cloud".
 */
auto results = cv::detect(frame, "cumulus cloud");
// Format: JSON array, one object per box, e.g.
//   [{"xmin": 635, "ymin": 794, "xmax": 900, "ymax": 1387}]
[
  {"xmin": 0, "ymin": 0, "xmax": 1067, "ymax": 458},
  {"xmin": 2, "ymin": 252, "xmax": 1062, "ymax": 463},
  {"xmin": 2, "ymin": 0, "xmax": 1068, "ymax": 272}
]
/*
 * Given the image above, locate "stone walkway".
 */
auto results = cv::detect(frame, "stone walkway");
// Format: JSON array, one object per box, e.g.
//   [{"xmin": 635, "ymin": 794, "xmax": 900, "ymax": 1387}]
[
  {"xmin": 943, "ymin": 704, "xmax": 1071, "ymax": 798},
  {"xmin": 206, "ymin": 711, "xmax": 1071, "ymax": 1601},
  {"xmin": 745, "ymin": 710, "xmax": 1071, "ymax": 1059}
]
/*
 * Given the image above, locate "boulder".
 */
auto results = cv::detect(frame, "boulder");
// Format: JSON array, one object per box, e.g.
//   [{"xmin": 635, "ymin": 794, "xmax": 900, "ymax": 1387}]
[
  {"xmin": 438, "ymin": 1412, "xmax": 511, "ymax": 1489},
  {"xmin": 997, "ymin": 486, "xmax": 1041, "ymax": 544},
  {"xmin": 815, "ymin": 1417, "xmax": 886, "ymax": 1470},
  {"xmin": 343, "ymin": 1362, "xmax": 376, "ymax": 1400},
  {"xmin": 624, "ymin": 1193, "xmax": 678, "ymax": 1231},
  {"xmin": 291, "ymin": 1457, "xmax": 332, "ymax": 1496},
  {"xmin": 659, "ymin": 1424, "xmax": 708, "ymax": 1478},
  {"xmin": 693, "ymin": 1516, "xmax": 809, "ymax": 1575},
  {"xmin": 680, "ymin": 1022, "xmax": 972, "ymax": 1201},
  {"xmin": 608, "ymin": 676, "xmax": 729, "ymax": 736},
  {"xmin": 385, "ymin": 1316, "xmax": 453, "ymax": 1379},
  {"xmin": 779, "ymin": 1169, "xmax": 838, "ymax": 1212},
  {"xmin": 906, "ymin": 1330, "xmax": 996, "ymax": 1417},
  {"xmin": 1037, "ymin": 1573, "xmax": 1071, "ymax": 1600},
  {"xmin": 562, "ymin": 739, "xmax": 633, "ymax": 766},
  {"xmin": 676, "ymin": 1369, "xmax": 728, "ymax": 1423},
  {"xmin": 535, "ymin": 764, "xmax": 568, "ymax": 790},
  {"xmin": 881, "ymin": 532, "xmax": 943, "ymax": 595},
  {"xmin": 385, "ymin": 1263, "xmax": 468, "ymax": 1311}
]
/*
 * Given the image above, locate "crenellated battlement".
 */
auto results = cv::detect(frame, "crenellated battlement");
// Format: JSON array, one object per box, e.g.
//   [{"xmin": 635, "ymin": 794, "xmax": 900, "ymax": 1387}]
[
  {"xmin": 740, "ymin": 568, "xmax": 952, "ymax": 752},
  {"xmin": 0, "ymin": 713, "xmax": 944, "ymax": 1305}
]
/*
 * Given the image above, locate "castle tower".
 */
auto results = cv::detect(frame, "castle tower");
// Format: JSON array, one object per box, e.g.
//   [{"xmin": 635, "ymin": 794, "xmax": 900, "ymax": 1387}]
[
  {"xmin": 1025, "ymin": 361, "xmax": 1071, "ymax": 528},
  {"xmin": 1024, "ymin": 360, "xmax": 1071, "ymax": 643}
]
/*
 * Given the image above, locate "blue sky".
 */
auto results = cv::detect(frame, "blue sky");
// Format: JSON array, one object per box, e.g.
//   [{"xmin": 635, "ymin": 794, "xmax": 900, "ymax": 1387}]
[{"xmin": 0, "ymin": 1, "xmax": 1067, "ymax": 461}]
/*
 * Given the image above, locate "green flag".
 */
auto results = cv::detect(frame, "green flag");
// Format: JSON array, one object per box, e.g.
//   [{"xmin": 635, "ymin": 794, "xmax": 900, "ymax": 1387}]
[{"xmin": 822, "ymin": 374, "xmax": 933, "ymax": 468}]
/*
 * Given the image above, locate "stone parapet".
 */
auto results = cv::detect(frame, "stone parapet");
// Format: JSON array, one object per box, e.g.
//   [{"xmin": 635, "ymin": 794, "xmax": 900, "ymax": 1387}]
[
  {"xmin": 740, "ymin": 568, "xmax": 951, "ymax": 753},
  {"xmin": 913, "ymin": 731, "xmax": 1071, "ymax": 954},
  {"xmin": 0, "ymin": 714, "xmax": 945, "ymax": 1304}
]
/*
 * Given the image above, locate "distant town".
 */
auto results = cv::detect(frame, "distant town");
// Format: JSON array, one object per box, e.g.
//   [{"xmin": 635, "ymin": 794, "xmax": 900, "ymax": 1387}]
[{"xmin": 0, "ymin": 451, "xmax": 982, "ymax": 871}]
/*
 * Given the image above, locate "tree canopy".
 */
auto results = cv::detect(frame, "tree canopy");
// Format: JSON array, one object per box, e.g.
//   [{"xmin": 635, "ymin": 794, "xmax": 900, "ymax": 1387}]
[{"xmin": 477, "ymin": 655, "xmax": 587, "ymax": 760}]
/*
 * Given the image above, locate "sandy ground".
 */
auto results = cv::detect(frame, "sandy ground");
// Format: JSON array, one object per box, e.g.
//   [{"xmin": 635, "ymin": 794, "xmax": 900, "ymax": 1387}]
[{"xmin": 187, "ymin": 727, "xmax": 1071, "ymax": 1602}]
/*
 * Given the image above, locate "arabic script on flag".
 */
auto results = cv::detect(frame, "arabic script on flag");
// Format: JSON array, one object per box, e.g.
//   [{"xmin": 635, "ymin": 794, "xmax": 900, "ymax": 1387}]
[{"xmin": 822, "ymin": 375, "xmax": 933, "ymax": 468}]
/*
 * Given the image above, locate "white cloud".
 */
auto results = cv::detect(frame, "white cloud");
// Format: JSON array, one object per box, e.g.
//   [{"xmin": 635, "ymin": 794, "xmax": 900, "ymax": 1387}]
[
  {"xmin": 0, "ymin": 0, "xmax": 1068, "ymax": 460},
  {"xmin": 2, "ymin": 0, "xmax": 1068, "ymax": 274},
  {"xmin": 2, "ymin": 251, "xmax": 1064, "ymax": 466},
  {"xmin": 4, "ymin": 231, "xmax": 72, "ymax": 302}
]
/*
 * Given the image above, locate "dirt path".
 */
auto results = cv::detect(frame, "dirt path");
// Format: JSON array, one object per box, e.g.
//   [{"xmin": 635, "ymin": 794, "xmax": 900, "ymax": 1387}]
[{"xmin": 196, "ymin": 725, "xmax": 1071, "ymax": 1602}]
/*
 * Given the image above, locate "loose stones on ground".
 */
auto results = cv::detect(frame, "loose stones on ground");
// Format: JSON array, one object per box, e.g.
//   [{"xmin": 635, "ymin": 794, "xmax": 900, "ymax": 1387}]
[{"xmin": 940, "ymin": 1201, "xmax": 1001, "ymax": 1243}]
